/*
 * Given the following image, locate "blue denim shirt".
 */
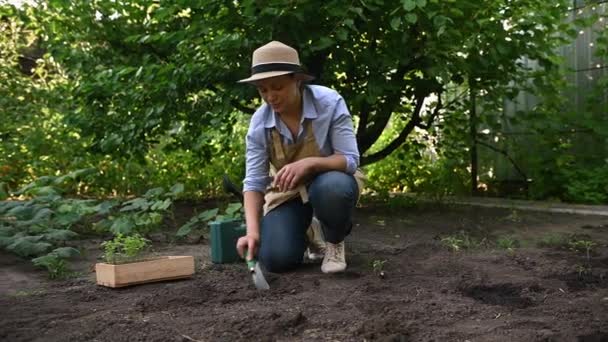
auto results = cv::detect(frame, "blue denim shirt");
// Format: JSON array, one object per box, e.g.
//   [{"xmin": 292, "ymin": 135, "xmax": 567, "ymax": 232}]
[{"xmin": 243, "ymin": 85, "xmax": 360, "ymax": 193}]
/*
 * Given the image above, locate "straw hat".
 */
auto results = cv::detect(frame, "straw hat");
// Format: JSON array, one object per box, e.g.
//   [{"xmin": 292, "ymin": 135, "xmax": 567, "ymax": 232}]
[{"xmin": 238, "ymin": 41, "xmax": 314, "ymax": 83}]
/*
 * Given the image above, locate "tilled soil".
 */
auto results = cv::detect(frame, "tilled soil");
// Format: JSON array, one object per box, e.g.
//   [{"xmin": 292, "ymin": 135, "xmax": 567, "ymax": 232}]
[{"xmin": 1, "ymin": 203, "xmax": 608, "ymax": 342}]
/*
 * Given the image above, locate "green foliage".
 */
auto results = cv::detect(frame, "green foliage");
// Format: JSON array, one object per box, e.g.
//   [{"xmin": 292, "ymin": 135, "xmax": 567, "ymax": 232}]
[
  {"xmin": 0, "ymin": 170, "xmax": 186, "ymax": 277},
  {"xmin": 371, "ymin": 259, "xmax": 387, "ymax": 276},
  {"xmin": 1, "ymin": 1, "xmax": 604, "ymax": 204},
  {"xmin": 95, "ymin": 183, "xmax": 183, "ymax": 235},
  {"xmin": 32, "ymin": 247, "xmax": 80, "ymax": 279},
  {"xmin": 537, "ymin": 233, "xmax": 570, "ymax": 249},
  {"xmin": 496, "ymin": 236, "xmax": 519, "ymax": 252},
  {"xmin": 569, "ymin": 239, "xmax": 596, "ymax": 258},
  {"xmin": 0, "ymin": 171, "xmax": 97, "ymax": 276},
  {"xmin": 101, "ymin": 233, "xmax": 150, "ymax": 264},
  {"xmin": 176, "ymin": 202, "xmax": 243, "ymax": 238},
  {"xmin": 537, "ymin": 233, "xmax": 596, "ymax": 255},
  {"xmin": 503, "ymin": 210, "xmax": 522, "ymax": 223},
  {"xmin": 440, "ymin": 230, "xmax": 485, "ymax": 252}
]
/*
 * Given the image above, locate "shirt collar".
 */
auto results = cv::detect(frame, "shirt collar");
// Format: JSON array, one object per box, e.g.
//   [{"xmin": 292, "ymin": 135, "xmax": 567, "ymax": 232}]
[{"xmin": 262, "ymin": 86, "xmax": 318, "ymax": 128}]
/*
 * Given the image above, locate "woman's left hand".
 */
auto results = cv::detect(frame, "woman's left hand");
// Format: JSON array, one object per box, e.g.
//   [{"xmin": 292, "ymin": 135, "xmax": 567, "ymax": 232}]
[{"xmin": 274, "ymin": 158, "xmax": 316, "ymax": 192}]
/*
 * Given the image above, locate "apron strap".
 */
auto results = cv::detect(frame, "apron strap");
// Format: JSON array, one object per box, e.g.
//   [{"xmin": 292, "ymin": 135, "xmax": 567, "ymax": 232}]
[{"xmin": 270, "ymin": 128, "xmax": 286, "ymax": 163}]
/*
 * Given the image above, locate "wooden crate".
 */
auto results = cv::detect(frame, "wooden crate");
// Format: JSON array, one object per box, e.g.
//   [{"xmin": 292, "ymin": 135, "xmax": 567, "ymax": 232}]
[{"xmin": 95, "ymin": 256, "xmax": 195, "ymax": 288}]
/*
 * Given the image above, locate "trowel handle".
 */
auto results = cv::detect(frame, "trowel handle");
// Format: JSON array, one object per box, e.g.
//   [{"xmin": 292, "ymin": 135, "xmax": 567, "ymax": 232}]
[{"xmin": 243, "ymin": 250, "xmax": 256, "ymax": 272}]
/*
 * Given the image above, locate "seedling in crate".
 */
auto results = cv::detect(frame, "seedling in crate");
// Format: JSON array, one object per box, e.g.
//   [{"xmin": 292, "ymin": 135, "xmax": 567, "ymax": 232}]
[{"xmin": 101, "ymin": 233, "xmax": 150, "ymax": 264}]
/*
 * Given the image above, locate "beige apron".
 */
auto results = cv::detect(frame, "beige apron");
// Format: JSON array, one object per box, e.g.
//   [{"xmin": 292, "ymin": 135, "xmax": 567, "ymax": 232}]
[{"xmin": 263, "ymin": 119, "xmax": 365, "ymax": 216}]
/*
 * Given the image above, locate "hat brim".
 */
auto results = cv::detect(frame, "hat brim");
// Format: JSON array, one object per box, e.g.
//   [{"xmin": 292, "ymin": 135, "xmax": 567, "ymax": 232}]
[{"xmin": 238, "ymin": 71, "xmax": 315, "ymax": 84}]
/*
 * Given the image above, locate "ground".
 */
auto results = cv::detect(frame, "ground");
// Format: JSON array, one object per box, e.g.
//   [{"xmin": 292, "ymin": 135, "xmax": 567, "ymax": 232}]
[{"xmin": 1, "ymin": 200, "xmax": 608, "ymax": 342}]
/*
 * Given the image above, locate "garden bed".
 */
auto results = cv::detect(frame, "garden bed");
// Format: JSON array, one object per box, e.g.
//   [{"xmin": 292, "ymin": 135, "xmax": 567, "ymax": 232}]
[{"xmin": 1, "ymin": 203, "xmax": 607, "ymax": 341}]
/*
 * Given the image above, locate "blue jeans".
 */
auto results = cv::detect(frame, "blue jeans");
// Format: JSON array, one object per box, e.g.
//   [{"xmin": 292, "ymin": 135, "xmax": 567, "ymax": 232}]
[{"xmin": 258, "ymin": 171, "xmax": 358, "ymax": 273}]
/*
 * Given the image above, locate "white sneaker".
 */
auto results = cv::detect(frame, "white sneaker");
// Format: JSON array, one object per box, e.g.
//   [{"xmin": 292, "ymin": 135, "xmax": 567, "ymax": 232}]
[
  {"xmin": 306, "ymin": 217, "xmax": 326, "ymax": 262},
  {"xmin": 321, "ymin": 241, "xmax": 347, "ymax": 273}
]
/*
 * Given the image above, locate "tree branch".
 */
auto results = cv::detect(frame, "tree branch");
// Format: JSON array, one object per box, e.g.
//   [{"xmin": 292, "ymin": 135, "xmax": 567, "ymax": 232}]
[
  {"xmin": 357, "ymin": 66, "xmax": 409, "ymax": 154},
  {"xmin": 360, "ymin": 94, "xmax": 425, "ymax": 166},
  {"xmin": 356, "ymin": 101, "xmax": 370, "ymax": 141},
  {"xmin": 475, "ymin": 139, "xmax": 528, "ymax": 181},
  {"xmin": 231, "ymin": 100, "xmax": 256, "ymax": 115}
]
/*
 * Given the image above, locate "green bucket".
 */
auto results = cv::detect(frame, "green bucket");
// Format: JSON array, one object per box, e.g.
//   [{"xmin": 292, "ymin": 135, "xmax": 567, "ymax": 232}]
[{"xmin": 209, "ymin": 219, "xmax": 246, "ymax": 263}]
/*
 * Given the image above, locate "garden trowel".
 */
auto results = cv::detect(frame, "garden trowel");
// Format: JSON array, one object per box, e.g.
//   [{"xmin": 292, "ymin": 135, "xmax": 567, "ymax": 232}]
[{"xmin": 244, "ymin": 251, "xmax": 270, "ymax": 290}]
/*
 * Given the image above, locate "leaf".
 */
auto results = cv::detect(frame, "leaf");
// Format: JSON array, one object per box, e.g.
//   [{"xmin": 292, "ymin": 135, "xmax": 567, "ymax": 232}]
[
  {"xmin": 94, "ymin": 200, "xmax": 117, "ymax": 215},
  {"xmin": 311, "ymin": 37, "xmax": 334, "ymax": 52},
  {"xmin": 7, "ymin": 237, "xmax": 52, "ymax": 257},
  {"xmin": 176, "ymin": 221, "xmax": 195, "ymax": 237},
  {"xmin": 32, "ymin": 254, "xmax": 60, "ymax": 267},
  {"xmin": 144, "ymin": 187, "xmax": 164, "ymax": 198},
  {"xmin": 51, "ymin": 246, "xmax": 80, "ymax": 258},
  {"xmin": 0, "ymin": 235, "xmax": 16, "ymax": 248},
  {"xmin": 0, "ymin": 182, "xmax": 8, "ymax": 200},
  {"xmin": 405, "ymin": 13, "xmax": 417, "ymax": 24},
  {"xmin": 109, "ymin": 217, "xmax": 133, "ymax": 235},
  {"xmin": 169, "ymin": 183, "xmax": 184, "ymax": 196},
  {"xmin": 416, "ymin": 0, "xmax": 427, "ymax": 8},
  {"xmin": 225, "ymin": 202, "xmax": 242, "ymax": 215},
  {"xmin": 6, "ymin": 203, "xmax": 33, "ymax": 218},
  {"xmin": 32, "ymin": 207, "xmax": 54, "ymax": 221},
  {"xmin": 55, "ymin": 212, "xmax": 81, "ymax": 226},
  {"xmin": 336, "ymin": 28, "xmax": 348, "ymax": 41},
  {"xmin": 30, "ymin": 186, "xmax": 59, "ymax": 197},
  {"xmin": 343, "ymin": 18, "xmax": 356, "ymax": 30},
  {"xmin": 0, "ymin": 200, "xmax": 21, "ymax": 214},
  {"xmin": 150, "ymin": 198, "xmax": 172, "ymax": 211},
  {"xmin": 390, "ymin": 17, "xmax": 402, "ymax": 30},
  {"xmin": 198, "ymin": 208, "xmax": 218, "ymax": 221},
  {"xmin": 43, "ymin": 229, "xmax": 78, "ymax": 242},
  {"xmin": 15, "ymin": 207, "xmax": 54, "ymax": 227},
  {"xmin": 402, "ymin": 0, "xmax": 416, "ymax": 11},
  {"xmin": 0, "ymin": 226, "xmax": 15, "ymax": 237},
  {"xmin": 120, "ymin": 198, "xmax": 149, "ymax": 212}
]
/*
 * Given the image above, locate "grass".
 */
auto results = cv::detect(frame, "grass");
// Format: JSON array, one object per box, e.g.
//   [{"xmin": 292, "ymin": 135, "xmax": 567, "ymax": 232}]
[
  {"xmin": 496, "ymin": 236, "xmax": 520, "ymax": 251},
  {"xmin": 440, "ymin": 230, "xmax": 485, "ymax": 252},
  {"xmin": 9, "ymin": 289, "xmax": 46, "ymax": 297}
]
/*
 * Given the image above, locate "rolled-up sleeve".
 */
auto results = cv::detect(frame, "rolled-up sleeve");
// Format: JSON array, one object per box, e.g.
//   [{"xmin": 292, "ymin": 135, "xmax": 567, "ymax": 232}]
[
  {"xmin": 331, "ymin": 98, "xmax": 360, "ymax": 174},
  {"xmin": 243, "ymin": 125, "xmax": 271, "ymax": 193}
]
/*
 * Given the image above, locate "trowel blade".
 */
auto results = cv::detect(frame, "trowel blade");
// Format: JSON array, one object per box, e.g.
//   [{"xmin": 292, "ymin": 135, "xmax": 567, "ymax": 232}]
[{"xmin": 252, "ymin": 262, "xmax": 270, "ymax": 290}]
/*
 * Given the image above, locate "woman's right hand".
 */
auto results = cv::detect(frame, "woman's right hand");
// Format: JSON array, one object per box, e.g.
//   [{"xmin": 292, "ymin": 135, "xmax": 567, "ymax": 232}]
[{"xmin": 236, "ymin": 234, "xmax": 259, "ymax": 261}]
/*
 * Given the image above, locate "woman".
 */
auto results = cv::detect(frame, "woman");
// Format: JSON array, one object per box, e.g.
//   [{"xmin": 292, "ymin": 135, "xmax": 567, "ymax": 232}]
[{"xmin": 236, "ymin": 41, "xmax": 364, "ymax": 274}]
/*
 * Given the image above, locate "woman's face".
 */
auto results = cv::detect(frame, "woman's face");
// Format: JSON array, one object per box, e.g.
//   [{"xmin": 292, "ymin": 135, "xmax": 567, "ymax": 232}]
[{"xmin": 255, "ymin": 74, "xmax": 300, "ymax": 115}]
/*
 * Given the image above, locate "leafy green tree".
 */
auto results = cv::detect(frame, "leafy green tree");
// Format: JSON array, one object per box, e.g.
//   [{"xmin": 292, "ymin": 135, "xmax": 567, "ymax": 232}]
[
  {"xmin": 0, "ymin": 5, "xmax": 78, "ymax": 188},
  {"xmin": 27, "ymin": 0, "xmax": 574, "ymax": 166}
]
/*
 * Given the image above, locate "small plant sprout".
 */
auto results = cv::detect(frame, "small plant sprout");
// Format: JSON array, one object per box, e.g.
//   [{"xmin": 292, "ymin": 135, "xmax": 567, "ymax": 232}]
[
  {"xmin": 497, "ymin": 236, "xmax": 519, "ymax": 252},
  {"xmin": 440, "ymin": 230, "xmax": 483, "ymax": 252},
  {"xmin": 568, "ymin": 239, "xmax": 596, "ymax": 263},
  {"xmin": 101, "ymin": 233, "xmax": 150, "ymax": 264},
  {"xmin": 371, "ymin": 259, "xmax": 387, "ymax": 278},
  {"xmin": 505, "ymin": 209, "xmax": 522, "ymax": 223},
  {"xmin": 537, "ymin": 233, "xmax": 570, "ymax": 249},
  {"xmin": 574, "ymin": 264, "xmax": 592, "ymax": 277}
]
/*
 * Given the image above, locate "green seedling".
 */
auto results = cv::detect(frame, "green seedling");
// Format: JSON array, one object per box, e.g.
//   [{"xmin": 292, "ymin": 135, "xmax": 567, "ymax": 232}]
[
  {"xmin": 504, "ymin": 209, "xmax": 522, "ymax": 223},
  {"xmin": 574, "ymin": 264, "xmax": 592, "ymax": 277},
  {"xmin": 569, "ymin": 239, "xmax": 596, "ymax": 263},
  {"xmin": 371, "ymin": 259, "xmax": 387, "ymax": 278},
  {"xmin": 101, "ymin": 233, "xmax": 150, "ymax": 264},
  {"xmin": 10, "ymin": 289, "xmax": 46, "ymax": 297},
  {"xmin": 497, "ymin": 236, "xmax": 519, "ymax": 252},
  {"xmin": 537, "ymin": 233, "xmax": 570, "ymax": 249},
  {"xmin": 440, "ymin": 230, "xmax": 483, "ymax": 252}
]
